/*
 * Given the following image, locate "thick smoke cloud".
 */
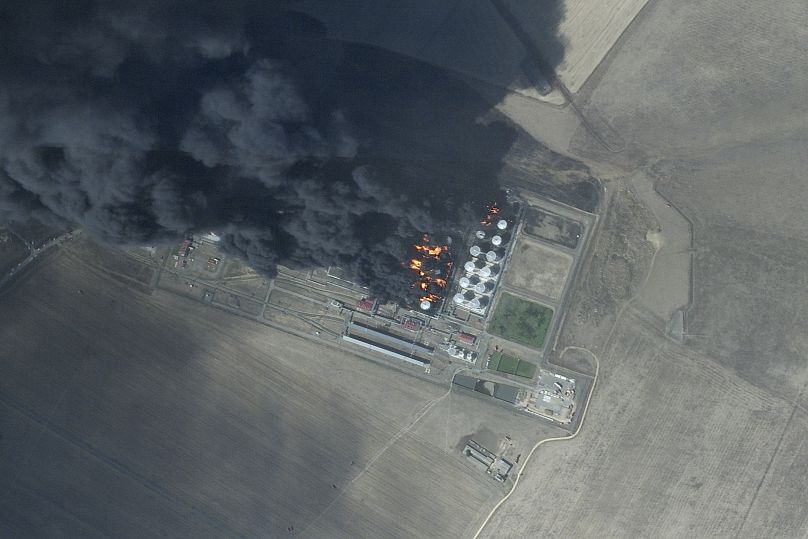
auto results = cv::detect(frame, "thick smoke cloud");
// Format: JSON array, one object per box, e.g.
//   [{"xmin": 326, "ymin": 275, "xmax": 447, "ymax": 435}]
[{"xmin": 0, "ymin": 1, "xmax": 516, "ymax": 301}]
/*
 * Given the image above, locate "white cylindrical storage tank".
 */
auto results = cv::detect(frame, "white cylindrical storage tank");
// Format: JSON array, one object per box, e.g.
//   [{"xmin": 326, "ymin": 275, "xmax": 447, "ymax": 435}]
[
  {"xmin": 453, "ymin": 293, "xmax": 465, "ymax": 305},
  {"xmin": 475, "ymin": 230, "xmax": 486, "ymax": 240},
  {"xmin": 491, "ymin": 235, "xmax": 502, "ymax": 246},
  {"xmin": 420, "ymin": 300, "xmax": 432, "ymax": 311},
  {"xmin": 470, "ymin": 245, "xmax": 481, "ymax": 257},
  {"xmin": 497, "ymin": 219, "xmax": 508, "ymax": 230},
  {"xmin": 464, "ymin": 261, "xmax": 476, "ymax": 273},
  {"xmin": 459, "ymin": 276, "xmax": 471, "ymax": 288},
  {"xmin": 469, "ymin": 298, "xmax": 481, "ymax": 310},
  {"xmin": 486, "ymin": 250, "xmax": 497, "ymax": 262},
  {"xmin": 474, "ymin": 282, "xmax": 486, "ymax": 294},
  {"xmin": 479, "ymin": 266, "xmax": 492, "ymax": 278}
]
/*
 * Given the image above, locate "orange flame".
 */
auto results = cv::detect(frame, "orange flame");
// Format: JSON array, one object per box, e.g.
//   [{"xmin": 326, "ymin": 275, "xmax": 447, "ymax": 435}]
[
  {"xmin": 480, "ymin": 202, "xmax": 501, "ymax": 226},
  {"xmin": 406, "ymin": 232, "xmax": 453, "ymax": 306}
]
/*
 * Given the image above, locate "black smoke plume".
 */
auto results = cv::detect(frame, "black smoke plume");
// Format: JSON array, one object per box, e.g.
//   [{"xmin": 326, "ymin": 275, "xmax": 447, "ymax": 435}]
[{"xmin": 0, "ymin": 1, "xmax": 522, "ymax": 301}]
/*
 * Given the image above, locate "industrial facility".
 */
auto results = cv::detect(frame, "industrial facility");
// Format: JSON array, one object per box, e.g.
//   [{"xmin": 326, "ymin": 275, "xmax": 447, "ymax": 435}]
[
  {"xmin": 525, "ymin": 370, "xmax": 577, "ymax": 424},
  {"xmin": 451, "ymin": 204, "xmax": 515, "ymax": 318},
  {"xmin": 463, "ymin": 440, "xmax": 514, "ymax": 482}
]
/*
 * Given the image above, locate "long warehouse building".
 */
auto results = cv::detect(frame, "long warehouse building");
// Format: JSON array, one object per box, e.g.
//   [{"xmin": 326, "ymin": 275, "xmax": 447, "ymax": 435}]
[
  {"xmin": 342, "ymin": 334, "xmax": 430, "ymax": 367},
  {"xmin": 348, "ymin": 322, "xmax": 434, "ymax": 355}
]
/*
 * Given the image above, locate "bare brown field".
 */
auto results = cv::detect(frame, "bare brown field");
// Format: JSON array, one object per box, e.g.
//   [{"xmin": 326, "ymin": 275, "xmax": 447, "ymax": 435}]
[
  {"xmin": 483, "ymin": 310, "xmax": 794, "ymax": 537},
  {"xmin": 0, "ymin": 248, "xmax": 497, "ymax": 537},
  {"xmin": 504, "ymin": 238, "xmax": 572, "ymax": 301},
  {"xmin": 217, "ymin": 275, "xmax": 270, "ymax": 300}
]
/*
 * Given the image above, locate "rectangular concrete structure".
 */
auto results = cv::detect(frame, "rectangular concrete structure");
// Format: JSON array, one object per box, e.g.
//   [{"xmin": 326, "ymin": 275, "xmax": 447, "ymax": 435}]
[{"xmin": 342, "ymin": 334, "xmax": 429, "ymax": 367}]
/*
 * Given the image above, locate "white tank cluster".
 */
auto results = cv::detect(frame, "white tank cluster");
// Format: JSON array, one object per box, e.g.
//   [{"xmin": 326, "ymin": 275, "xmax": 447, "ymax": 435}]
[{"xmin": 452, "ymin": 217, "xmax": 512, "ymax": 315}]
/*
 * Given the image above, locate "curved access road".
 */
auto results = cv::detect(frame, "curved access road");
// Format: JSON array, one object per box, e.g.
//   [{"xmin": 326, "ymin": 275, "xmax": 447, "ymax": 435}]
[{"xmin": 471, "ymin": 345, "xmax": 599, "ymax": 539}]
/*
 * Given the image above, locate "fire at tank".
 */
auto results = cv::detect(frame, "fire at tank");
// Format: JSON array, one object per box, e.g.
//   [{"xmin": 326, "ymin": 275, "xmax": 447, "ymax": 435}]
[{"xmin": 406, "ymin": 233, "xmax": 454, "ymax": 313}]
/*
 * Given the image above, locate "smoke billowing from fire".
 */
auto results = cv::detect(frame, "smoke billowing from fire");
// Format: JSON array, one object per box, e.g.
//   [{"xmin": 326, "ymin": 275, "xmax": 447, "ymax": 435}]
[{"xmin": 0, "ymin": 1, "xmax": 516, "ymax": 301}]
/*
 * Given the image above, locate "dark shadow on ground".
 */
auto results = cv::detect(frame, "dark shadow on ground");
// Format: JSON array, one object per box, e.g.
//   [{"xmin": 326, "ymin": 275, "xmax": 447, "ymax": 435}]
[{"xmin": 0, "ymin": 5, "xmax": 596, "ymax": 537}]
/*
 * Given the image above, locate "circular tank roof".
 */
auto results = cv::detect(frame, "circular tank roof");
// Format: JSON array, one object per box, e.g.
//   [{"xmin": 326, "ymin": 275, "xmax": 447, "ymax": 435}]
[
  {"xmin": 475, "ymin": 230, "xmax": 486, "ymax": 239},
  {"xmin": 497, "ymin": 219, "xmax": 508, "ymax": 230},
  {"xmin": 479, "ymin": 266, "xmax": 492, "ymax": 278},
  {"xmin": 486, "ymin": 250, "xmax": 497, "ymax": 262},
  {"xmin": 464, "ymin": 261, "xmax": 476, "ymax": 272},
  {"xmin": 470, "ymin": 245, "xmax": 481, "ymax": 257},
  {"xmin": 420, "ymin": 300, "xmax": 432, "ymax": 310},
  {"xmin": 459, "ymin": 276, "xmax": 471, "ymax": 288},
  {"xmin": 491, "ymin": 235, "xmax": 502, "ymax": 246}
]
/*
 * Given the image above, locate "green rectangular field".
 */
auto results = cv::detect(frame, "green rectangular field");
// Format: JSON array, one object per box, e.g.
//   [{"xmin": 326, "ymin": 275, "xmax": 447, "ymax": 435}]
[
  {"xmin": 488, "ymin": 293, "xmax": 554, "ymax": 350},
  {"xmin": 515, "ymin": 360, "xmax": 537, "ymax": 379},
  {"xmin": 498, "ymin": 354, "xmax": 519, "ymax": 374},
  {"xmin": 488, "ymin": 351, "xmax": 502, "ymax": 371}
]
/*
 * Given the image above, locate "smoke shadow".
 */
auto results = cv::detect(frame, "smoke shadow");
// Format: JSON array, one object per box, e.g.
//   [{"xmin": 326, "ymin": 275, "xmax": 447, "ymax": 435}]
[{"xmin": 0, "ymin": 3, "xmax": 578, "ymax": 537}]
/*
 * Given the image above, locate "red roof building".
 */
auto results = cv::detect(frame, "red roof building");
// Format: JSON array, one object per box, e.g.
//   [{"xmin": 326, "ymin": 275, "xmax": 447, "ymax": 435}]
[{"xmin": 356, "ymin": 298, "xmax": 376, "ymax": 312}]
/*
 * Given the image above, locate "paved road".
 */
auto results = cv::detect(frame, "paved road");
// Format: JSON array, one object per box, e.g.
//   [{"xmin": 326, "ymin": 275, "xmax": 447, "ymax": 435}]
[{"xmin": 0, "ymin": 229, "xmax": 82, "ymax": 291}]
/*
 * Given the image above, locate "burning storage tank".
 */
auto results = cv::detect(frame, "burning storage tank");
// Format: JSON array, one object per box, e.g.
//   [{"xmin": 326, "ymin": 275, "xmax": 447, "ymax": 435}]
[{"xmin": 406, "ymin": 233, "xmax": 454, "ymax": 313}]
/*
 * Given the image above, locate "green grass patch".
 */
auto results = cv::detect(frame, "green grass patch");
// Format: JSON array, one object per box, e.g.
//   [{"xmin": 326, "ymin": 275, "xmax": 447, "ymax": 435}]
[
  {"xmin": 487, "ymin": 350, "xmax": 538, "ymax": 379},
  {"xmin": 488, "ymin": 293, "xmax": 553, "ymax": 350},
  {"xmin": 498, "ymin": 353, "xmax": 519, "ymax": 374},
  {"xmin": 488, "ymin": 351, "xmax": 502, "ymax": 371},
  {"xmin": 515, "ymin": 360, "xmax": 537, "ymax": 379}
]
